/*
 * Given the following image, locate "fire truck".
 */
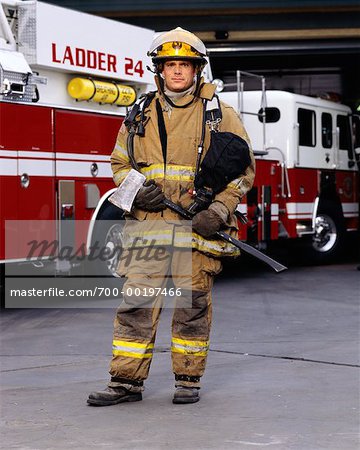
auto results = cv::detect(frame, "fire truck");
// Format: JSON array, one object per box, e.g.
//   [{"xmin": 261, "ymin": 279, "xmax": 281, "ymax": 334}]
[
  {"xmin": 0, "ymin": 1, "xmax": 359, "ymax": 288},
  {"xmin": 0, "ymin": 0, "xmax": 154, "ymax": 279},
  {"xmin": 217, "ymin": 71, "xmax": 359, "ymax": 263}
]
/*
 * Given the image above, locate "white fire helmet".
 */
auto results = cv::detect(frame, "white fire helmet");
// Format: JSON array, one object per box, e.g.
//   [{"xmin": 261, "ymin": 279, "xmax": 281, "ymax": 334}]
[{"xmin": 148, "ymin": 27, "xmax": 208, "ymax": 69}]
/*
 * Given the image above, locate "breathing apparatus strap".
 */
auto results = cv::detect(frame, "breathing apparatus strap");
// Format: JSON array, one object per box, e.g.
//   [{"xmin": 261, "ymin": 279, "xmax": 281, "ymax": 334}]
[
  {"xmin": 195, "ymin": 100, "xmax": 207, "ymax": 179},
  {"xmin": 194, "ymin": 94, "xmax": 223, "ymax": 181},
  {"xmin": 205, "ymin": 95, "xmax": 222, "ymax": 130},
  {"xmin": 155, "ymin": 99, "xmax": 168, "ymax": 170},
  {"xmin": 125, "ymin": 91, "xmax": 156, "ymax": 171}
]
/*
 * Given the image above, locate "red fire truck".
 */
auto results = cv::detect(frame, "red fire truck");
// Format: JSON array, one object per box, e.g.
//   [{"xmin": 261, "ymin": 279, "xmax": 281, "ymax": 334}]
[
  {"xmin": 0, "ymin": 1, "xmax": 359, "ymax": 286},
  {"xmin": 0, "ymin": 0, "xmax": 154, "ymax": 277},
  {"xmin": 217, "ymin": 72, "xmax": 359, "ymax": 263}
]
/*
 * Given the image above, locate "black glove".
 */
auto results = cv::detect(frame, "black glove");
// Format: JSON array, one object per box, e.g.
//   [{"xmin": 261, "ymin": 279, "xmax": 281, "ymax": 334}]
[
  {"xmin": 192, "ymin": 209, "xmax": 225, "ymax": 238},
  {"xmin": 134, "ymin": 179, "xmax": 166, "ymax": 212}
]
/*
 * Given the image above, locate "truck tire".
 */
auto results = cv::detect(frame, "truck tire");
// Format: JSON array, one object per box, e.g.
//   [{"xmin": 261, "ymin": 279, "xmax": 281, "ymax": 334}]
[
  {"xmin": 309, "ymin": 201, "xmax": 346, "ymax": 264},
  {"xmin": 89, "ymin": 200, "xmax": 125, "ymax": 277}
]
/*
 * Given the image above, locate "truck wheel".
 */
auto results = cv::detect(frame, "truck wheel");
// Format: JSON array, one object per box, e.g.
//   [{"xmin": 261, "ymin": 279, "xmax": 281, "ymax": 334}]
[
  {"xmin": 89, "ymin": 200, "xmax": 125, "ymax": 277},
  {"xmin": 310, "ymin": 202, "xmax": 345, "ymax": 264}
]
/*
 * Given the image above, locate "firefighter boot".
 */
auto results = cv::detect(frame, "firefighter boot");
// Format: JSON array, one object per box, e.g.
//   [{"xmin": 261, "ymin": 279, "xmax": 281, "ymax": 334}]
[
  {"xmin": 87, "ymin": 382, "xmax": 143, "ymax": 406},
  {"xmin": 173, "ymin": 386, "xmax": 200, "ymax": 404}
]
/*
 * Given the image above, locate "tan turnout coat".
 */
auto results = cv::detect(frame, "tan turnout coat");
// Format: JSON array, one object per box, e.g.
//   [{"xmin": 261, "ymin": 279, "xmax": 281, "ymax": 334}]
[{"xmin": 110, "ymin": 81, "xmax": 255, "ymax": 257}]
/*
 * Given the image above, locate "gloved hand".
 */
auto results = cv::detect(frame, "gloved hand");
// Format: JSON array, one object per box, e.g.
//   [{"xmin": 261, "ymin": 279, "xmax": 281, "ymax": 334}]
[
  {"xmin": 192, "ymin": 208, "xmax": 225, "ymax": 238},
  {"xmin": 134, "ymin": 179, "xmax": 166, "ymax": 212}
]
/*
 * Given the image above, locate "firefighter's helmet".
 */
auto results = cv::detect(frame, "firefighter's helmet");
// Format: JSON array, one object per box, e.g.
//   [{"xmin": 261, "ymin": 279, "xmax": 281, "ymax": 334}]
[{"xmin": 148, "ymin": 27, "xmax": 207, "ymax": 69}]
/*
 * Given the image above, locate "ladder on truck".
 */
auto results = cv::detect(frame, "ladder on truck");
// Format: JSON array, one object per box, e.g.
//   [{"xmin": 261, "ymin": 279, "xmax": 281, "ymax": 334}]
[{"xmin": 218, "ymin": 70, "xmax": 268, "ymax": 156}]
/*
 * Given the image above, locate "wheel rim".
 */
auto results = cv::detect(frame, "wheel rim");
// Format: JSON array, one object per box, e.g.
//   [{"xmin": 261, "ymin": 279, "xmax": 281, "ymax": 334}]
[
  {"xmin": 104, "ymin": 224, "xmax": 123, "ymax": 277},
  {"xmin": 312, "ymin": 214, "xmax": 337, "ymax": 253}
]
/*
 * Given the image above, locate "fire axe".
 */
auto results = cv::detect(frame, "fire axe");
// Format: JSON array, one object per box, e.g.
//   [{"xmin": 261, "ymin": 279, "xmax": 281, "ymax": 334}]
[{"xmin": 108, "ymin": 169, "xmax": 288, "ymax": 273}]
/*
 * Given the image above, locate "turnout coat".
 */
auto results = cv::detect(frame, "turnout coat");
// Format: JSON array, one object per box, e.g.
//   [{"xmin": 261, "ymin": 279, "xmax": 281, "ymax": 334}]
[{"xmin": 110, "ymin": 81, "xmax": 255, "ymax": 258}]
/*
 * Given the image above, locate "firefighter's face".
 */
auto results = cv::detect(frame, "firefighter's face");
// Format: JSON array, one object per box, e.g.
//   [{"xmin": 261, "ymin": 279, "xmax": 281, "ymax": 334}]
[{"xmin": 162, "ymin": 60, "xmax": 196, "ymax": 92}]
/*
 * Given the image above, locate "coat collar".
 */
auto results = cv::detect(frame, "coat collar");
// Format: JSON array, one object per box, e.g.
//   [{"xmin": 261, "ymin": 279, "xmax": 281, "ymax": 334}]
[{"xmin": 154, "ymin": 76, "xmax": 216, "ymax": 106}]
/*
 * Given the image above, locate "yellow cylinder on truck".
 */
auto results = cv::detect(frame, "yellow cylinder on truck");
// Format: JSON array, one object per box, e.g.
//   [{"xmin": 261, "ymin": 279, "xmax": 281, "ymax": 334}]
[{"xmin": 67, "ymin": 78, "xmax": 136, "ymax": 106}]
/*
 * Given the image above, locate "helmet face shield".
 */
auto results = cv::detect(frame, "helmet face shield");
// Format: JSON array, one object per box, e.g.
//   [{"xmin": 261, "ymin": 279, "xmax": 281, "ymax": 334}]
[
  {"xmin": 148, "ymin": 27, "xmax": 208, "ymax": 70},
  {"xmin": 156, "ymin": 42, "xmax": 201, "ymax": 59}
]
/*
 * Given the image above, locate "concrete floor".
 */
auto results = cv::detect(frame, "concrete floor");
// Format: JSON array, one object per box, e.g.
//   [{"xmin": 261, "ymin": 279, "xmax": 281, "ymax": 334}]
[{"xmin": 1, "ymin": 260, "xmax": 359, "ymax": 450}]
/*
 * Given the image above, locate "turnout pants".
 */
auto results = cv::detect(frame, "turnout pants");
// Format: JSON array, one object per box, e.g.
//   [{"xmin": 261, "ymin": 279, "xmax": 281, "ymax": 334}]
[{"xmin": 109, "ymin": 248, "xmax": 222, "ymax": 388}]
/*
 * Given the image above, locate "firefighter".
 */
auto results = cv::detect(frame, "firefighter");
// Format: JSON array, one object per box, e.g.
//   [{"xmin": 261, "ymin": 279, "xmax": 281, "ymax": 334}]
[{"xmin": 87, "ymin": 27, "xmax": 255, "ymax": 406}]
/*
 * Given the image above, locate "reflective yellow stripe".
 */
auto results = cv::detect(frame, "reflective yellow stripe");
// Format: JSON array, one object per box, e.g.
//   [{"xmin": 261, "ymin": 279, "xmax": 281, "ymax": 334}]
[
  {"xmin": 112, "ymin": 350, "xmax": 153, "ymax": 359},
  {"xmin": 112, "ymin": 340, "xmax": 154, "ymax": 359},
  {"xmin": 172, "ymin": 231, "xmax": 240, "ymax": 256},
  {"xmin": 192, "ymin": 233, "xmax": 240, "ymax": 256},
  {"xmin": 140, "ymin": 164, "xmax": 195, "ymax": 181},
  {"xmin": 113, "ymin": 340, "xmax": 154, "ymax": 349},
  {"xmin": 165, "ymin": 172, "xmax": 194, "ymax": 181},
  {"xmin": 228, "ymin": 177, "xmax": 242, "ymax": 189},
  {"xmin": 113, "ymin": 144, "xmax": 130, "ymax": 161},
  {"xmin": 113, "ymin": 168, "xmax": 131, "ymax": 185},
  {"xmin": 140, "ymin": 164, "xmax": 164, "ymax": 178},
  {"xmin": 172, "ymin": 338, "xmax": 209, "ymax": 347},
  {"xmin": 171, "ymin": 337, "xmax": 209, "ymax": 356},
  {"xmin": 126, "ymin": 230, "xmax": 173, "ymax": 237},
  {"xmin": 174, "ymin": 231, "xmax": 192, "ymax": 245},
  {"xmin": 124, "ymin": 229, "xmax": 174, "ymax": 247}
]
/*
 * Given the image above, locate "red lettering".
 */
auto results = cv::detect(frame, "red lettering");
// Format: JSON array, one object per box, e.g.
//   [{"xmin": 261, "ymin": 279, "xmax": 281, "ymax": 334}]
[
  {"xmin": 134, "ymin": 60, "xmax": 144, "ymax": 77},
  {"xmin": 87, "ymin": 50, "xmax": 96, "ymax": 69},
  {"xmin": 76, "ymin": 48, "xmax": 86, "ymax": 67},
  {"xmin": 51, "ymin": 44, "xmax": 118, "ymax": 73},
  {"xmin": 125, "ymin": 57, "xmax": 133, "ymax": 75},
  {"xmin": 62, "ymin": 46, "xmax": 74, "ymax": 65},
  {"xmin": 51, "ymin": 43, "xmax": 61, "ymax": 63},
  {"xmin": 108, "ymin": 54, "xmax": 117, "ymax": 72},
  {"xmin": 98, "ymin": 52, "xmax": 106, "ymax": 71}
]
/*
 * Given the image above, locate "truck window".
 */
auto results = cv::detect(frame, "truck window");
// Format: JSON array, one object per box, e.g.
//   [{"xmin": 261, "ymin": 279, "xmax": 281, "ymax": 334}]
[
  {"xmin": 258, "ymin": 107, "xmax": 280, "ymax": 123},
  {"xmin": 321, "ymin": 113, "xmax": 332, "ymax": 148},
  {"xmin": 298, "ymin": 108, "xmax": 316, "ymax": 147},
  {"xmin": 337, "ymin": 115, "xmax": 352, "ymax": 152},
  {"xmin": 353, "ymin": 115, "xmax": 360, "ymax": 149}
]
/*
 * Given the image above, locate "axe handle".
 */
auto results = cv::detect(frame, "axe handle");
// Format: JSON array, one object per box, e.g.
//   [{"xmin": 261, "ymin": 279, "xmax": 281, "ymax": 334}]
[
  {"xmin": 163, "ymin": 198, "xmax": 287, "ymax": 273},
  {"xmin": 217, "ymin": 231, "xmax": 287, "ymax": 273}
]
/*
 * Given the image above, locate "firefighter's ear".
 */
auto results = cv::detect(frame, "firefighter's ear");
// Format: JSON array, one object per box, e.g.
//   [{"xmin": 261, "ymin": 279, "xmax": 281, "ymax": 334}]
[{"xmin": 157, "ymin": 62, "xmax": 164, "ymax": 73}]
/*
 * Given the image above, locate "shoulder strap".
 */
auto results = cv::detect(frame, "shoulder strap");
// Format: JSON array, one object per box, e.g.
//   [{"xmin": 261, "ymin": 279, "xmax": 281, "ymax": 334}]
[
  {"xmin": 124, "ymin": 91, "xmax": 156, "ymax": 135},
  {"xmin": 205, "ymin": 94, "xmax": 222, "ymax": 131},
  {"xmin": 125, "ymin": 92, "xmax": 156, "ymax": 170},
  {"xmin": 155, "ymin": 99, "xmax": 167, "ymax": 169},
  {"xmin": 194, "ymin": 95, "xmax": 223, "ymax": 184}
]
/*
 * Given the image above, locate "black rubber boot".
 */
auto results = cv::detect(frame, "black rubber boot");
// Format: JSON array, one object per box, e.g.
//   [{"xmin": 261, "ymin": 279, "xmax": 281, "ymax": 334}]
[
  {"xmin": 87, "ymin": 385, "xmax": 142, "ymax": 406},
  {"xmin": 173, "ymin": 386, "xmax": 200, "ymax": 404}
]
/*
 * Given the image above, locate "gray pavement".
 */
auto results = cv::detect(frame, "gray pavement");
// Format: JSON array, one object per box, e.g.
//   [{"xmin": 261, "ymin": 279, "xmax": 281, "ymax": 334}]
[{"xmin": 1, "ymin": 261, "xmax": 359, "ymax": 450}]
